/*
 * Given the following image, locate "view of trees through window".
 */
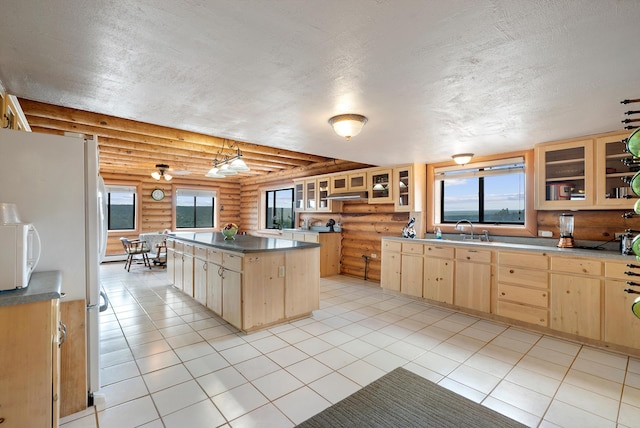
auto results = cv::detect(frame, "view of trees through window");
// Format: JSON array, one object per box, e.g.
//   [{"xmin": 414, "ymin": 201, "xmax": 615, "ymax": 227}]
[
  {"xmin": 441, "ymin": 162, "xmax": 525, "ymax": 224},
  {"xmin": 266, "ymin": 188, "xmax": 294, "ymax": 229},
  {"xmin": 106, "ymin": 186, "xmax": 136, "ymax": 230},
  {"xmin": 176, "ymin": 191, "xmax": 215, "ymax": 228}
]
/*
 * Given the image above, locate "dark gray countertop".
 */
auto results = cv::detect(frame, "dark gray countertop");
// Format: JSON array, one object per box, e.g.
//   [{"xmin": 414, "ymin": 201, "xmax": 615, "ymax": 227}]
[
  {"xmin": 0, "ymin": 271, "xmax": 62, "ymax": 307},
  {"xmin": 171, "ymin": 232, "xmax": 320, "ymax": 253},
  {"xmin": 383, "ymin": 236, "xmax": 632, "ymax": 261}
]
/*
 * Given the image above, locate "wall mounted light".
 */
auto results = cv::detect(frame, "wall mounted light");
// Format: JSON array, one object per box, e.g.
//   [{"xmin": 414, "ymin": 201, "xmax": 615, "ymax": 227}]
[
  {"xmin": 452, "ymin": 153, "xmax": 474, "ymax": 165},
  {"xmin": 151, "ymin": 164, "xmax": 173, "ymax": 181},
  {"xmin": 328, "ymin": 114, "xmax": 368, "ymax": 141}
]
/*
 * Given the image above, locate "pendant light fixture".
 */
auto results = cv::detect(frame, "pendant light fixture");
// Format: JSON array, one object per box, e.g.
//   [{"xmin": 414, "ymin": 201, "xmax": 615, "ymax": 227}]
[
  {"xmin": 151, "ymin": 164, "xmax": 173, "ymax": 181},
  {"xmin": 328, "ymin": 114, "xmax": 368, "ymax": 141},
  {"xmin": 452, "ymin": 153, "xmax": 474, "ymax": 165},
  {"xmin": 205, "ymin": 140, "xmax": 250, "ymax": 178}
]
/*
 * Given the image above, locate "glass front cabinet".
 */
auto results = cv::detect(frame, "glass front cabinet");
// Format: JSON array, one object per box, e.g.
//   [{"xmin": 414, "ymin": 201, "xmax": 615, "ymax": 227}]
[
  {"xmin": 534, "ymin": 130, "xmax": 634, "ymax": 210},
  {"xmin": 393, "ymin": 164, "xmax": 426, "ymax": 212},
  {"xmin": 368, "ymin": 168, "xmax": 393, "ymax": 204}
]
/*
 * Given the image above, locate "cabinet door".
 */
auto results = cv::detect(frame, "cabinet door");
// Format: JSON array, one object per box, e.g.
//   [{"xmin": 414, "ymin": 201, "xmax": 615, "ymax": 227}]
[
  {"xmin": 595, "ymin": 132, "xmax": 638, "ymax": 207},
  {"xmin": 454, "ymin": 261, "xmax": 491, "ymax": 312},
  {"xmin": 166, "ymin": 248, "xmax": 176, "ymax": 285},
  {"xmin": 348, "ymin": 172, "xmax": 367, "ymax": 191},
  {"xmin": 305, "ymin": 180, "xmax": 316, "ymax": 210},
  {"xmin": 243, "ymin": 254, "xmax": 285, "ymax": 330},
  {"xmin": 183, "ymin": 254, "xmax": 194, "ymax": 297},
  {"xmin": 193, "ymin": 258, "xmax": 207, "ymax": 305},
  {"xmin": 174, "ymin": 251, "xmax": 184, "ymax": 291},
  {"xmin": 381, "ymin": 249, "xmax": 401, "ymax": 291},
  {"xmin": 294, "ymin": 182, "xmax": 305, "ymax": 211},
  {"xmin": 394, "ymin": 166, "xmax": 412, "ymax": 211},
  {"xmin": 222, "ymin": 269, "xmax": 242, "ymax": 328},
  {"xmin": 401, "ymin": 254, "xmax": 423, "ymax": 297},
  {"xmin": 550, "ymin": 273, "xmax": 601, "ymax": 340},
  {"xmin": 330, "ymin": 175, "xmax": 347, "ymax": 193},
  {"xmin": 535, "ymin": 139, "xmax": 594, "ymax": 209},
  {"xmin": 603, "ymin": 280, "xmax": 640, "ymax": 348},
  {"xmin": 368, "ymin": 168, "xmax": 393, "ymax": 203},
  {"xmin": 423, "ymin": 257, "xmax": 453, "ymax": 303},
  {"xmin": 206, "ymin": 262, "xmax": 222, "ymax": 315},
  {"xmin": 317, "ymin": 178, "xmax": 331, "ymax": 211}
]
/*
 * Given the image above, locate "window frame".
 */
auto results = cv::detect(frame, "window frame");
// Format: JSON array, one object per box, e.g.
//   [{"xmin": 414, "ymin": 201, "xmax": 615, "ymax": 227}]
[
  {"xmin": 105, "ymin": 183, "xmax": 140, "ymax": 233},
  {"xmin": 265, "ymin": 187, "xmax": 295, "ymax": 229},
  {"xmin": 427, "ymin": 150, "xmax": 537, "ymax": 237},
  {"xmin": 172, "ymin": 187, "xmax": 217, "ymax": 231}
]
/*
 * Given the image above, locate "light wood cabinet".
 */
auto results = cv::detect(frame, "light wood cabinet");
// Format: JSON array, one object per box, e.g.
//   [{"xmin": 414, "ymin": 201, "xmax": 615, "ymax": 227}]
[
  {"xmin": 550, "ymin": 272, "xmax": 601, "ymax": 340},
  {"xmin": 595, "ymin": 131, "xmax": 637, "ymax": 207},
  {"xmin": 294, "ymin": 181, "xmax": 304, "ymax": 211},
  {"xmin": 294, "ymin": 178, "xmax": 334, "ymax": 212},
  {"xmin": 454, "ymin": 248, "xmax": 492, "ymax": 312},
  {"xmin": 206, "ymin": 248, "xmax": 223, "ymax": 315},
  {"xmin": 193, "ymin": 251, "xmax": 207, "ymax": 306},
  {"xmin": 535, "ymin": 130, "xmax": 634, "ymax": 210},
  {"xmin": 1, "ymin": 93, "xmax": 30, "ymax": 131},
  {"xmin": 394, "ymin": 164, "xmax": 426, "ymax": 212},
  {"xmin": 381, "ymin": 240, "xmax": 402, "ymax": 291},
  {"xmin": 0, "ymin": 298, "xmax": 60, "ymax": 427},
  {"xmin": 603, "ymin": 261, "xmax": 640, "ymax": 349},
  {"xmin": 331, "ymin": 172, "xmax": 367, "ymax": 193},
  {"xmin": 182, "ymin": 243, "xmax": 195, "ymax": 297},
  {"xmin": 243, "ymin": 253, "xmax": 285, "ymax": 329},
  {"xmin": 423, "ymin": 244, "xmax": 454, "ymax": 304},
  {"xmin": 401, "ymin": 253, "xmax": 423, "ymax": 297},
  {"xmin": 496, "ymin": 251, "xmax": 549, "ymax": 326},
  {"xmin": 368, "ymin": 168, "xmax": 393, "ymax": 204},
  {"xmin": 283, "ymin": 231, "xmax": 341, "ymax": 277},
  {"xmin": 305, "ymin": 180, "xmax": 316, "ymax": 211}
]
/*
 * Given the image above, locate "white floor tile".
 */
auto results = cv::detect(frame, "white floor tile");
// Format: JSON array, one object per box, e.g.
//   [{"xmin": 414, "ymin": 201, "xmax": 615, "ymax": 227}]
[
  {"xmin": 338, "ymin": 359, "xmax": 386, "ymax": 386},
  {"xmin": 234, "ymin": 355, "xmax": 281, "ymax": 381},
  {"xmin": 184, "ymin": 352, "xmax": 230, "ymax": 378},
  {"xmin": 490, "ymin": 379, "xmax": 552, "ymax": 416},
  {"xmin": 142, "ymin": 364, "xmax": 193, "ymax": 393},
  {"xmin": 230, "ymin": 403, "xmax": 294, "ymax": 428},
  {"xmin": 252, "ymin": 369, "xmax": 304, "ymax": 400},
  {"xmin": 309, "ymin": 371, "xmax": 360, "ymax": 404},
  {"xmin": 543, "ymin": 400, "xmax": 616, "ymax": 428},
  {"xmin": 274, "ymin": 386, "xmax": 331, "ymax": 425},
  {"xmin": 97, "ymin": 396, "xmax": 159, "ymax": 428},
  {"xmin": 197, "ymin": 366, "xmax": 247, "ymax": 397},
  {"xmin": 286, "ymin": 358, "xmax": 333, "ymax": 384},
  {"xmin": 101, "ymin": 376, "xmax": 148, "ymax": 409},
  {"xmin": 151, "ymin": 379, "xmax": 208, "ymax": 416},
  {"xmin": 212, "ymin": 382, "xmax": 269, "ymax": 421},
  {"xmin": 162, "ymin": 399, "xmax": 227, "ymax": 428}
]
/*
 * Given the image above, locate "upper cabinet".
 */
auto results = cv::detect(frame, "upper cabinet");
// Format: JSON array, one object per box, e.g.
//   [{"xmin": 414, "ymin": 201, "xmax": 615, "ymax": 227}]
[
  {"xmin": 368, "ymin": 168, "xmax": 393, "ymax": 204},
  {"xmin": 393, "ymin": 164, "xmax": 426, "ymax": 212},
  {"xmin": 534, "ymin": 131, "xmax": 632, "ymax": 210},
  {"xmin": 295, "ymin": 177, "xmax": 334, "ymax": 212},
  {"xmin": 1, "ymin": 93, "xmax": 31, "ymax": 132},
  {"xmin": 330, "ymin": 171, "xmax": 367, "ymax": 193}
]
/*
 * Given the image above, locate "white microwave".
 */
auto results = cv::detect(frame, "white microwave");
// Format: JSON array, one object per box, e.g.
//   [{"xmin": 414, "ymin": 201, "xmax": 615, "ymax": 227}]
[{"xmin": 0, "ymin": 223, "xmax": 41, "ymax": 291}]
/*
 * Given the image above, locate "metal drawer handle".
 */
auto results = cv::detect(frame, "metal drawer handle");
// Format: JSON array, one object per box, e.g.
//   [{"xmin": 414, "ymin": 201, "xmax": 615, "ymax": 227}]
[
  {"xmin": 625, "ymin": 288, "xmax": 640, "ymax": 294},
  {"xmin": 625, "ymin": 271, "xmax": 640, "ymax": 276},
  {"xmin": 627, "ymin": 263, "xmax": 640, "ymax": 269},
  {"xmin": 627, "ymin": 281, "xmax": 640, "ymax": 286}
]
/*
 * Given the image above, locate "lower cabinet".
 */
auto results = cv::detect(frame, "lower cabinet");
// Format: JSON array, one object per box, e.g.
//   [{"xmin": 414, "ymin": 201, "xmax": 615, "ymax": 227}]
[
  {"xmin": 422, "ymin": 245, "xmax": 454, "ymax": 304},
  {"xmin": 454, "ymin": 248, "xmax": 492, "ymax": 312},
  {"xmin": 206, "ymin": 248, "xmax": 223, "ymax": 316},
  {"xmin": 603, "ymin": 261, "xmax": 640, "ymax": 349},
  {"xmin": 401, "ymin": 252, "xmax": 423, "ymax": 297},
  {"xmin": 0, "ymin": 298, "xmax": 61, "ymax": 428},
  {"xmin": 380, "ymin": 240, "xmax": 401, "ymax": 291},
  {"xmin": 193, "ymin": 257, "xmax": 207, "ymax": 306}
]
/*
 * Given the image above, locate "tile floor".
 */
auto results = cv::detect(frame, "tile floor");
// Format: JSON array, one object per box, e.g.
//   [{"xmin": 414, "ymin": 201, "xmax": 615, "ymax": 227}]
[{"xmin": 59, "ymin": 262, "xmax": 640, "ymax": 428}]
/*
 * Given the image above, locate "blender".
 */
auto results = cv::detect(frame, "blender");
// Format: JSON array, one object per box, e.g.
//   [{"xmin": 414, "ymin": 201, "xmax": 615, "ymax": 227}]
[{"xmin": 557, "ymin": 213, "xmax": 575, "ymax": 248}]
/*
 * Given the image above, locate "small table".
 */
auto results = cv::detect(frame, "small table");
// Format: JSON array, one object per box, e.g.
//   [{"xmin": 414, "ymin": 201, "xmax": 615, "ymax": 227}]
[{"xmin": 139, "ymin": 232, "xmax": 167, "ymax": 266}]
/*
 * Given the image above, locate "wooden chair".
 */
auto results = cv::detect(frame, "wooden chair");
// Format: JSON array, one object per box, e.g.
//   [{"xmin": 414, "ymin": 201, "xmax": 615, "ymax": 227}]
[{"xmin": 120, "ymin": 237, "xmax": 152, "ymax": 271}]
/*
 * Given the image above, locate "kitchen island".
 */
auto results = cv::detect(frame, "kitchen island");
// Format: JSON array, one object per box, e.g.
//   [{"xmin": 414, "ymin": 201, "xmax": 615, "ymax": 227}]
[{"xmin": 166, "ymin": 233, "xmax": 320, "ymax": 333}]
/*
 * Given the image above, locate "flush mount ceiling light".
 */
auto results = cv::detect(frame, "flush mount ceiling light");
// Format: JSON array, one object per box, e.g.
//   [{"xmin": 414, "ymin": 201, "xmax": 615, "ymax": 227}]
[
  {"xmin": 452, "ymin": 153, "xmax": 474, "ymax": 165},
  {"xmin": 328, "ymin": 114, "xmax": 368, "ymax": 141},
  {"xmin": 151, "ymin": 164, "xmax": 173, "ymax": 181},
  {"xmin": 205, "ymin": 139, "xmax": 250, "ymax": 178}
]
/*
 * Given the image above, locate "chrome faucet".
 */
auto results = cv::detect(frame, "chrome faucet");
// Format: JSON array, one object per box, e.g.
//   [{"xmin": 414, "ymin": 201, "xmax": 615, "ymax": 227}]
[{"xmin": 454, "ymin": 219, "xmax": 475, "ymax": 240}]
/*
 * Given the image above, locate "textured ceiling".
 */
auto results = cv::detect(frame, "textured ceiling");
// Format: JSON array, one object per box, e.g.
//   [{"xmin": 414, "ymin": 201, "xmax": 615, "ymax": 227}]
[{"xmin": 1, "ymin": 1, "xmax": 639, "ymax": 166}]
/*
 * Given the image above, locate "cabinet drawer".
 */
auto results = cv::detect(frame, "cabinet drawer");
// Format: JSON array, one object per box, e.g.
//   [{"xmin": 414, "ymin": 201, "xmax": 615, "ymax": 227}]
[
  {"xmin": 605, "ymin": 261, "xmax": 640, "ymax": 280},
  {"xmin": 166, "ymin": 238, "xmax": 176, "ymax": 249},
  {"xmin": 173, "ymin": 241, "xmax": 184, "ymax": 253},
  {"xmin": 304, "ymin": 233, "xmax": 319, "ymax": 243},
  {"xmin": 424, "ymin": 245, "xmax": 454, "ymax": 259},
  {"xmin": 183, "ymin": 243, "xmax": 195, "ymax": 255},
  {"xmin": 496, "ymin": 301, "xmax": 549, "ymax": 326},
  {"xmin": 223, "ymin": 253, "xmax": 243, "ymax": 271},
  {"xmin": 497, "ymin": 282, "xmax": 549, "ymax": 307},
  {"xmin": 499, "ymin": 251, "xmax": 548, "ymax": 270},
  {"xmin": 550, "ymin": 256, "xmax": 601, "ymax": 276},
  {"xmin": 194, "ymin": 246, "xmax": 207, "ymax": 260},
  {"xmin": 402, "ymin": 242, "xmax": 423, "ymax": 255},
  {"xmin": 383, "ymin": 240, "xmax": 402, "ymax": 252},
  {"xmin": 456, "ymin": 248, "xmax": 492, "ymax": 263},
  {"xmin": 207, "ymin": 248, "xmax": 222, "ymax": 264},
  {"xmin": 497, "ymin": 266, "xmax": 548, "ymax": 289}
]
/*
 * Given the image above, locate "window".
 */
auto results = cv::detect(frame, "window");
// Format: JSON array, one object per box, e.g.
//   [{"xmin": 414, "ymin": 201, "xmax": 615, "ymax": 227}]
[
  {"xmin": 265, "ymin": 188, "xmax": 294, "ymax": 229},
  {"xmin": 176, "ymin": 189, "xmax": 216, "ymax": 229},
  {"xmin": 436, "ymin": 157, "xmax": 525, "ymax": 225},
  {"xmin": 105, "ymin": 185, "xmax": 136, "ymax": 231}
]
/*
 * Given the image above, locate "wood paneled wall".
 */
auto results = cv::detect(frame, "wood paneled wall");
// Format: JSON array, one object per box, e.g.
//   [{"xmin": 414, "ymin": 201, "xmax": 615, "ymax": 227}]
[{"xmin": 537, "ymin": 210, "xmax": 640, "ymax": 241}]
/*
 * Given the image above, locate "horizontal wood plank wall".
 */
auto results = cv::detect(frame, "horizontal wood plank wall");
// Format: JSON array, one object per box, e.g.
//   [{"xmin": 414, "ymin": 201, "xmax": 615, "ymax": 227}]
[
  {"xmin": 340, "ymin": 202, "xmax": 410, "ymax": 282},
  {"xmin": 102, "ymin": 172, "xmax": 240, "ymax": 256},
  {"xmin": 537, "ymin": 210, "xmax": 640, "ymax": 241}
]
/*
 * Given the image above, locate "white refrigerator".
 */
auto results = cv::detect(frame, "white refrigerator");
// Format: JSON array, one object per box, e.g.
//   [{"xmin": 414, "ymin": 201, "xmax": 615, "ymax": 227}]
[{"xmin": 0, "ymin": 127, "xmax": 106, "ymax": 401}]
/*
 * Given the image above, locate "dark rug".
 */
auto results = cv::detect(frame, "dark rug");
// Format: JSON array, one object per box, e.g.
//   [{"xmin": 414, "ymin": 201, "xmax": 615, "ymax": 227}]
[{"xmin": 297, "ymin": 367, "xmax": 527, "ymax": 427}]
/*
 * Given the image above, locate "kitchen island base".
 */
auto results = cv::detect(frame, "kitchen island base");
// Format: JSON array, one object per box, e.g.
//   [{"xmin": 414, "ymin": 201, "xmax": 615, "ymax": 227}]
[{"xmin": 167, "ymin": 233, "xmax": 320, "ymax": 333}]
